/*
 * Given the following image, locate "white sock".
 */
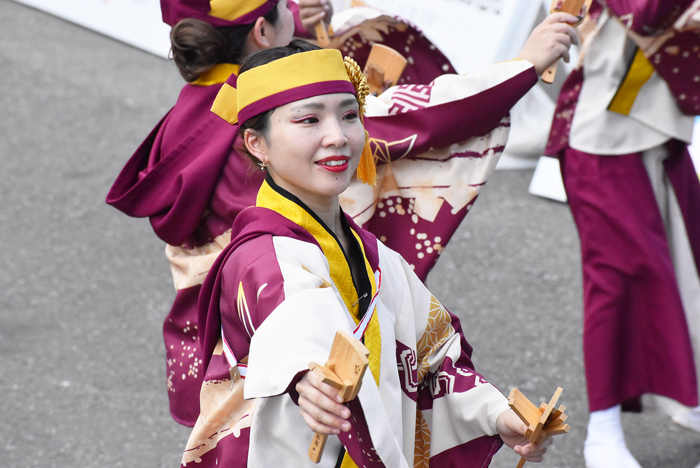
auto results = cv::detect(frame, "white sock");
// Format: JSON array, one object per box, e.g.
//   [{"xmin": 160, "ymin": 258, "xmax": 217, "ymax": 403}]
[
  {"xmin": 584, "ymin": 405, "xmax": 641, "ymax": 468},
  {"xmin": 673, "ymin": 405, "xmax": 700, "ymax": 434}
]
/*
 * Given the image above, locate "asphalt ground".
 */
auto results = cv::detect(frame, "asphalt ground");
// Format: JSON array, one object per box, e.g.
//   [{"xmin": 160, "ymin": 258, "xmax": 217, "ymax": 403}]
[{"xmin": 1, "ymin": 1, "xmax": 699, "ymax": 466}]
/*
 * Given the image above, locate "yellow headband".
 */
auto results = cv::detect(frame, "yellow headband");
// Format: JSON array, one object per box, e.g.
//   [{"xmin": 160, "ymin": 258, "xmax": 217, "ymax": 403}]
[
  {"xmin": 212, "ymin": 49, "xmax": 356, "ymax": 125},
  {"xmin": 210, "ymin": 48, "xmax": 377, "ymax": 185},
  {"xmin": 161, "ymin": 0, "xmax": 278, "ymax": 27},
  {"xmin": 209, "ymin": 0, "xmax": 272, "ymax": 22}
]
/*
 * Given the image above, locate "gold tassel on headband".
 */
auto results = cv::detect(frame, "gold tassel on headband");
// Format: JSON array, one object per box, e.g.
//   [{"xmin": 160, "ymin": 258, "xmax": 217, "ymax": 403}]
[{"xmin": 344, "ymin": 57, "xmax": 376, "ymax": 186}]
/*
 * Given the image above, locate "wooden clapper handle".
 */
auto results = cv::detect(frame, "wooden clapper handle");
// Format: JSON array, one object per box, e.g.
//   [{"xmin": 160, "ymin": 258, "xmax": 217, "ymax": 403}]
[
  {"xmin": 315, "ymin": 21, "xmax": 331, "ymax": 48},
  {"xmin": 541, "ymin": 0, "xmax": 593, "ymax": 83},
  {"xmin": 308, "ymin": 331, "xmax": 369, "ymax": 464},
  {"xmin": 307, "ymin": 362, "xmax": 344, "ymax": 463}
]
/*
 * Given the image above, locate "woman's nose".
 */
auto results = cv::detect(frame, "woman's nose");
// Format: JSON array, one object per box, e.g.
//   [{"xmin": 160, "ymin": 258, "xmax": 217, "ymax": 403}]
[{"xmin": 322, "ymin": 118, "xmax": 349, "ymax": 147}]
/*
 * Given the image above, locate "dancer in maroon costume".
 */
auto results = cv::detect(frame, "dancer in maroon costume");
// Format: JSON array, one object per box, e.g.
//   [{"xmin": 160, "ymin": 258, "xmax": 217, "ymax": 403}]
[
  {"xmin": 545, "ymin": 1, "xmax": 700, "ymax": 466},
  {"xmin": 108, "ymin": 0, "xmax": 577, "ymax": 427}
]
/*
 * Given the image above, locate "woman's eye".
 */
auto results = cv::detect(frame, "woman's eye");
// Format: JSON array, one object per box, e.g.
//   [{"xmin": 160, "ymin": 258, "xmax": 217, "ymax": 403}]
[
  {"xmin": 293, "ymin": 116, "xmax": 318, "ymax": 124},
  {"xmin": 344, "ymin": 112, "xmax": 359, "ymax": 120}
]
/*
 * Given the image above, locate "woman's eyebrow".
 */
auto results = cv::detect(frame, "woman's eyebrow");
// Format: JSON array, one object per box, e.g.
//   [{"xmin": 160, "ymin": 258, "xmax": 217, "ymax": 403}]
[
  {"xmin": 290, "ymin": 99, "xmax": 359, "ymax": 112},
  {"xmin": 290, "ymin": 103, "xmax": 325, "ymax": 111}
]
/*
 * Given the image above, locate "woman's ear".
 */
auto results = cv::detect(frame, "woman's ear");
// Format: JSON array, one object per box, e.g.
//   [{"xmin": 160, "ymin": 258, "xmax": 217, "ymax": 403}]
[
  {"xmin": 244, "ymin": 129, "xmax": 268, "ymax": 165},
  {"xmin": 248, "ymin": 16, "xmax": 274, "ymax": 50}
]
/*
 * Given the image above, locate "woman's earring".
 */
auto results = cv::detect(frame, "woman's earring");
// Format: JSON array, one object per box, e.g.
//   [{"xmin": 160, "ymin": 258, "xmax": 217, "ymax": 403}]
[{"xmin": 259, "ymin": 161, "xmax": 268, "ymax": 171}]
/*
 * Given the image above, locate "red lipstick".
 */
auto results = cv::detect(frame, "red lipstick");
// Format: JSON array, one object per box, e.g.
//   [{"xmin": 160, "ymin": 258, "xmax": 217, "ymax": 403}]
[{"xmin": 316, "ymin": 156, "xmax": 350, "ymax": 173}]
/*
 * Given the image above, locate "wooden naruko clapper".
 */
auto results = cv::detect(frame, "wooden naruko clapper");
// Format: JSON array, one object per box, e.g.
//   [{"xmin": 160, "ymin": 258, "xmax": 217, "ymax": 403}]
[
  {"xmin": 508, "ymin": 387, "xmax": 571, "ymax": 468},
  {"xmin": 363, "ymin": 44, "xmax": 408, "ymax": 95}
]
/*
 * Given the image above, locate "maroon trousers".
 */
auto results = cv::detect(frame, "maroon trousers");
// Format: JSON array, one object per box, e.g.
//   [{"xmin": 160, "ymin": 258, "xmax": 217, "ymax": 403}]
[{"xmin": 559, "ymin": 142, "xmax": 700, "ymax": 412}]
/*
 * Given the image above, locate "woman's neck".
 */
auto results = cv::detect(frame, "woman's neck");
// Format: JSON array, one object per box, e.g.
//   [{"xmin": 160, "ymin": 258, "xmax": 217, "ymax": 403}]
[
  {"xmin": 300, "ymin": 195, "xmax": 354, "ymax": 255},
  {"xmin": 266, "ymin": 176, "xmax": 350, "ymax": 253},
  {"xmin": 304, "ymin": 197, "xmax": 342, "ymax": 236}
]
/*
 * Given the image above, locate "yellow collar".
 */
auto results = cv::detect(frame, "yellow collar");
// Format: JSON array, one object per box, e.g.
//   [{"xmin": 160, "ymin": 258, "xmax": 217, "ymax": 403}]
[
  {"xmin": 191, "ymin": 63, "xmax": 240, "ymax": 87},
  {"xmin": 256, "ymin": 179, "xmax": 376, "ymax": 320},
  {"xmin": 256, "ymin": 179, "xmax": 382, "ymax": 386}
]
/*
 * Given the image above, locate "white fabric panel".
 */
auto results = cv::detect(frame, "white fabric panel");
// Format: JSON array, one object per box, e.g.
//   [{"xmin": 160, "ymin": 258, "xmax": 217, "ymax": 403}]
[
  {"xmin": 374, "ymin": 297, "xmax": 405, "ymax": 451},
  {"xmin": 375, "ymin": 244, "xmax": 425, "ymax": 457},
  {"xmin": 355, "ymin": 368, "xmax": 412, "ymax": 468},
  {"xmin": 244, "ymin": 237, "xmax": 355, "ymax": 399},
  {"xmin": 378, "ymin": 243, "xmax": 431, "ymax": 347},
  {"xmin": 244, "ymin": 286, "xmax": 351, "ymax": 398},
  {"xmin": 249, "ymin": 394, "xmax": 343, "ymax": 467},
  {"xmin": 424, "ymin": 384, "xmax": 510, "ymax": 457},
  {"xmin": 362, "ymin": 0, "xmax": 541, "ymax": 74},
  {"xmin": 570, "ymin": 11, "xmax": 694, "ymax": 155},
  {"xmin": 690, "ymin": 118, "xmax": 700, "ymax": 168}
]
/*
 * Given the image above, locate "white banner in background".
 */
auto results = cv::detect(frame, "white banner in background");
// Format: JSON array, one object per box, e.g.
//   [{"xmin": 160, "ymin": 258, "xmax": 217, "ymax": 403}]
[
  {"xmin": 362, "ymin": 0, "xmax": 544, "ymax": 74},
  {"xmin": 13, "ymin": 0, "xmax": 171, "ymax": 59},
  {"xmin": 14, "ymin": 0, "xmax": 548, "ymax": 73}
]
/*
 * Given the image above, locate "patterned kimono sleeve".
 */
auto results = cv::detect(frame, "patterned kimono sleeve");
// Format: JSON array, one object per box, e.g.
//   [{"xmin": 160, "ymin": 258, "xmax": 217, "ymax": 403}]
[
  {"xmin": 218, "ymin": 235, "xmax": 288, "ymax": 366},
  {"xmin": 400, "ymin": 252, "xmax": 509, "ymax": 466},
  {"xmin": 182, "ymin": 236, "xmax": 351, "ymax": 467},
  {"xmin": 362, "ymin": 59, "xmax": 538, "ymax": 162},
  {"xmin": 179, "ymin": 236, "xmax": 286, "ymax": 468}
]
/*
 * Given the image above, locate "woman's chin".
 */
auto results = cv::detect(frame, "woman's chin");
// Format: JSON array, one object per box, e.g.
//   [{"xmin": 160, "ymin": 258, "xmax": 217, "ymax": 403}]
[{"xmin": 317, "ymin": 171, "xmax": 355, "ymax": 193}]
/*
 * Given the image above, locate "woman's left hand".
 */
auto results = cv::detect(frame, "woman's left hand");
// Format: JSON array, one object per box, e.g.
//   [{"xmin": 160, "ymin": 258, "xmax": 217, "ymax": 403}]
[
  {"xmin": 299, "ymin": 0, "xmax": 334, "ymax": 35},
  {"xmin": 496, "ymin": 409, "xmax": 553, "ymax": 462}
]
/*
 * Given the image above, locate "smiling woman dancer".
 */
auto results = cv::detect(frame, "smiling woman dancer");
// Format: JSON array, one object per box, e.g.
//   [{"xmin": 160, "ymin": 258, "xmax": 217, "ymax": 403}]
[
  {"xmin": 185, "ymin": 42, "xmax": 554, "ymax": 468},
  {"xmin": 107, "ymin": 0, "xmax": 577, "ymax": 429}
]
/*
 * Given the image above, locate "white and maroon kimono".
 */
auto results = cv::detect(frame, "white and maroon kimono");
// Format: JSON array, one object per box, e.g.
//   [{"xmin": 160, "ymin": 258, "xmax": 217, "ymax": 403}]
[
  {"xmin": 545, "ymin": 0, "xmax": 700, "ymax": 412},
  {"xmin": 107, "ymin": 41, "xmax": 537, "ymax": 427},
  {"xmin": 185, "ymin": 177, "xmax": 509, "ymax": 467}
]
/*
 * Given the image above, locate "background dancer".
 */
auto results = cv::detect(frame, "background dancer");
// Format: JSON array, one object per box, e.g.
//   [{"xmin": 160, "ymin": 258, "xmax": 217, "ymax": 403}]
[{"xmin": 545, "ymin": 1, "xmax": 700, "ymax": 466}]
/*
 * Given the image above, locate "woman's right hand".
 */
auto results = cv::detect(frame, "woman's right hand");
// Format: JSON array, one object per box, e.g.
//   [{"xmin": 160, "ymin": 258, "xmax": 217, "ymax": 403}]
[
  {"xmin": 296, "ymin": 370, "xmax": 352, "ymax": 435},
  {"xmin": 299, "ymin": 0, "xmax": 334, "ymax": 35},
  {"xmin": 516, "ymin": 12, "xmax": 580, "ymax": 76}
]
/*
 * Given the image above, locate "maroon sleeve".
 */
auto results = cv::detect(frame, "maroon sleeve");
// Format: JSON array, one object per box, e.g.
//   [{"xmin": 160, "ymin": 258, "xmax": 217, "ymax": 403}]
[
  {"xmin": 219, "ymin": 235, "xmax": 286, "ymax": 364},
  {"xmin": 603, "ymin": 0, "xmax": 694, "ymax": 35},
  {"xmin": 362, "ymin": 67, "xmax": 538, "ymax": 163}
]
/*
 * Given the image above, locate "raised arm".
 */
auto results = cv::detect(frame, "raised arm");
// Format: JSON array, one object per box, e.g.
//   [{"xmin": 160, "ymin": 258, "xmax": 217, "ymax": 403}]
[
  {"xmin": 297, "ymin": 0, "xmax": 334, "ymax": 36},
  {"xmin": 362, "ymin": 60, "xmax": 538, "ymax": 163},
  {"xmin": 361, "ymin": 13, "xmax": 577, "ymax": 163}
]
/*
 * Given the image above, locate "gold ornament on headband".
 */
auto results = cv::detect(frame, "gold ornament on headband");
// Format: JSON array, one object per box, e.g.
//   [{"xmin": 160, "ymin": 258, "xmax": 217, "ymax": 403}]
[
  {"xmin": 343, "ymin": 57, "xmax": 370, "ymax": 115},
  {"xmin": 344, "ymin": 57, "xmax": 376, "ymax": 186}
]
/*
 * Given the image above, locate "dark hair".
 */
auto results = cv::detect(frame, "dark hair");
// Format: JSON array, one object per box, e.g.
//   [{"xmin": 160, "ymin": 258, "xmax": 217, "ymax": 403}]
[
  {"xmin": 170, "ymin": 6, "xmax": 280, "ymax": 82},
  {"xmin": 237, "ymin": 40, "xmax": 322, "ymax": 166}
]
